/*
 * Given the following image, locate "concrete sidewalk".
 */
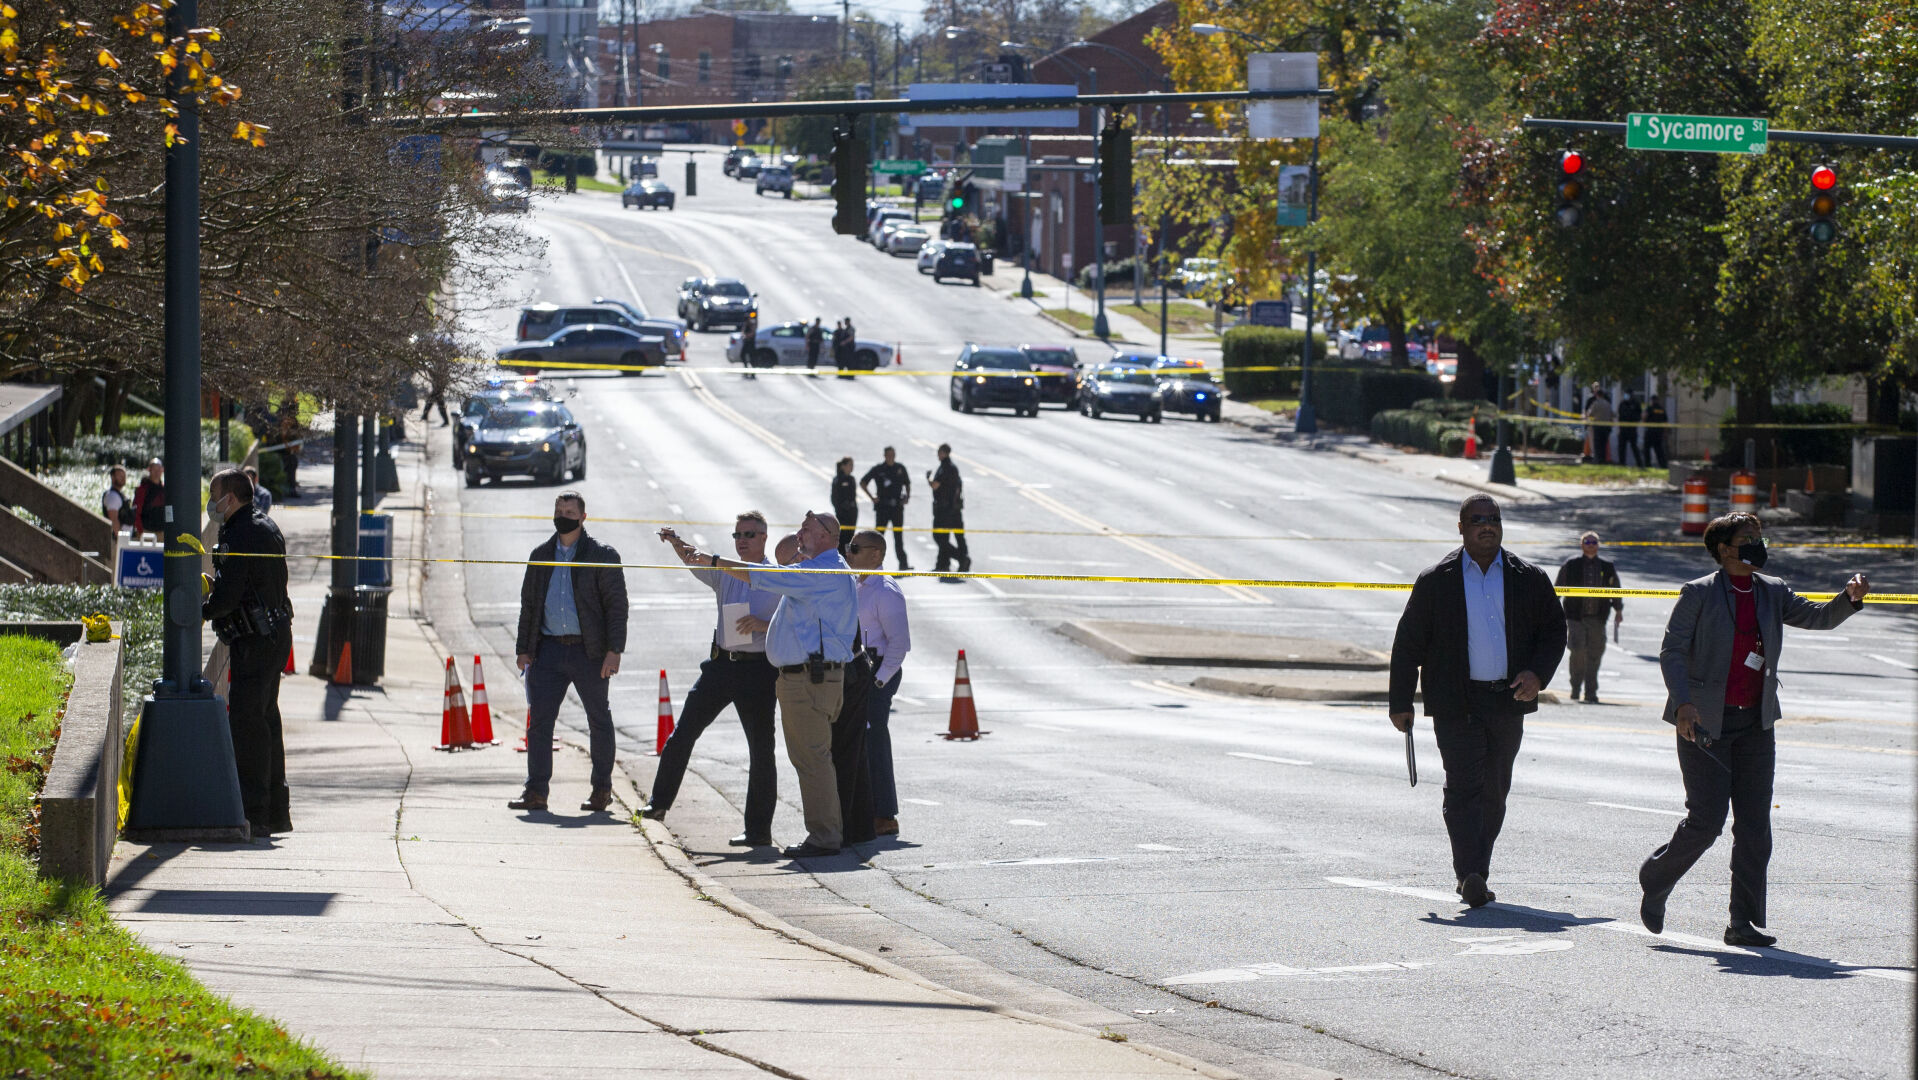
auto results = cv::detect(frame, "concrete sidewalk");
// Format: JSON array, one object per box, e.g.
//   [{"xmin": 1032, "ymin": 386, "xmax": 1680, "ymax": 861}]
[{"xmin": 104, "ymin": 433, "xmax": 1238, "ymax": 1079}]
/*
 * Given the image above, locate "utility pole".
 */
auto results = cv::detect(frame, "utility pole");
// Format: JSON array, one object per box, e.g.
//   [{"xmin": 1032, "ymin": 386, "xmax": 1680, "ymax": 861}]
[
  {"xmin": 1158, "ymin": 102, "xmax": 1169, "ymax": 356},
  {"xmin": 1295, "ymin": 134, "xmax": 1320, "ymax": 434},
  {"xmin": 1089, "ymin": 67, "xmax": 1108, "ymax": 341},
  {"xmin": 125, "ymin": 0, "xmax": 248, "ymax": 840}
]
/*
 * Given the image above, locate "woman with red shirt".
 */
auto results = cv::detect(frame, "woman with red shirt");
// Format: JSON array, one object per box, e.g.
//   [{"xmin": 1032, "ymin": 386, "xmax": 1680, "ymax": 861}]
[{"xmin": 1639, "ymin": 513, "xmax": 1870, "ymax": 947}]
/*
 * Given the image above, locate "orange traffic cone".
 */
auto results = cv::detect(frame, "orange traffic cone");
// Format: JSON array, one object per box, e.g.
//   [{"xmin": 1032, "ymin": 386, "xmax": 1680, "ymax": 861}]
[
  {"xmin": 654, "ymin": 669, "xmax": 674, "ymax": 755},
  {"xmin": 330, "ymin": 640, "xmax": 354, "ymax": 686},
  {"xmin": 438, "ymin": 656, "xmax": 473, "ymax": 750},
  {"xmin": 943, "ymin": 649, "xmax": 985, "ymax": 740},
  {"xmin": 469, "ymin": 655, "xmax": 495, "ymax": 745},
  {"xmin": 1463, "ymin": 412, "xmax": 1479, "ymax": 460},
  {"xmin": 1805, "ymin": 465, "xmax": 1815, "ymax": 494},
  {"xmin": 1769, "ymin": 481, "xmax": 1779, "ymax": 509}
]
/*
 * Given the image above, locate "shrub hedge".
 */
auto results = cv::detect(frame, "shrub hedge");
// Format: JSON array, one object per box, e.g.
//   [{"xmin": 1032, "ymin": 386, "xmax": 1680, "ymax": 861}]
[
  {"xmin": 1221, "ymin": 326, "xmax": 1324, "ymax": 398},
  {"xmin": 1716, "ymin": 401, "xmax": 1851, "ymax": 466},
  {"xmin": 1309, "ymin": 367, "xmax": 1442, "ymax": 428}
]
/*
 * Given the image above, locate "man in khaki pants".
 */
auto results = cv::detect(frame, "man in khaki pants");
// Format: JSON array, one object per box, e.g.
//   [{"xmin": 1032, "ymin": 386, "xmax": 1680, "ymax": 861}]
[{"xmin": 673, "ymin": 511, "xmax": 859, "ymax": 858}]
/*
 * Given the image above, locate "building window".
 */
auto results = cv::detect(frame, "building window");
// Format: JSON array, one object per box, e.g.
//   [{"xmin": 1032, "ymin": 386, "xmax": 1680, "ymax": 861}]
[
  {"xmin": 657, "ymin": 47, "xmax": 669, "ymax": 79},
  {"xmin": 698, "ymin": 50, "xmax": 711, "ymax": 82}
]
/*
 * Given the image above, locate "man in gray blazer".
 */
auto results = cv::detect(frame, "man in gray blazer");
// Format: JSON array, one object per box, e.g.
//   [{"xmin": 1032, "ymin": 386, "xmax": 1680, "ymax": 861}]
[{"xmin": 1639, "ymin": 512, "xmax": 1869, "ymax": 947}]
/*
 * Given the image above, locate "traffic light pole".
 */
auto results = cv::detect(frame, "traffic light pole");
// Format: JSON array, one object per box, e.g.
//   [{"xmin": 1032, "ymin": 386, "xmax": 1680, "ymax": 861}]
[
  {"xmin": 1089, "ymin": 70, "xmax": 1109, "ymax": 341},
  {"xmin": 1019, "ymin": 130, "xmax": 1034, "ymax": 300},
  {"xmin": 125, "ymin": 0, "xmax": 249, "ymax": 841},
  {"xmin": 1294, "ymin": 136, "xmax": 1320, "ymax": 435}
]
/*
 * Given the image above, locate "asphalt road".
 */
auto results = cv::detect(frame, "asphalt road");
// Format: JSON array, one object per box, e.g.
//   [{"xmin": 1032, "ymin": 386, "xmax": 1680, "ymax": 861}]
[{"xmin": 430, "ymin": 153, "xmax": 1918, "ymax": 1080}]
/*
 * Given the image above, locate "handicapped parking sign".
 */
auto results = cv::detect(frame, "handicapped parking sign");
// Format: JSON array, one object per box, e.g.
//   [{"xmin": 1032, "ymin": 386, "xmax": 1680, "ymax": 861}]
[{"xmin": 117, "ymin": 543, "xmax": 164, "ymax": 589}]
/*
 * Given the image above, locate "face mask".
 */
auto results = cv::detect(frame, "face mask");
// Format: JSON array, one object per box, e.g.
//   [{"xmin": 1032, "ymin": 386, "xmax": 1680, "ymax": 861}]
[
  {"xmin": 554, "ymin": 515, "xmax": 579, "ymax": 535},
  {"xmin": 207, "ymin": 497, "xmax": 230, "ymax": 527},
  {"xmin": 1737, "ymin": 540, "xmax": 1768, "ymax": 569}
]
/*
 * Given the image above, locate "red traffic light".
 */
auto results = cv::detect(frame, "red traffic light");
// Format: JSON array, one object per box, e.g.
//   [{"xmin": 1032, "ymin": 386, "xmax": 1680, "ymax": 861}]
[
  {"xmin": 1559, "ymin": 150, "xmax": 1585, "ymax": 176},
  {"xmin": 1811, "ymin": 165, "xmax": 1837, "ymax": 190}
]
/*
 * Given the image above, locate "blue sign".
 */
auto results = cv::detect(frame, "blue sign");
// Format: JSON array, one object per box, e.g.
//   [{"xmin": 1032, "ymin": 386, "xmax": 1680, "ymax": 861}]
[
  {"xmin": 357, "ymin": 514, "xmax": 393, "ymax": 588},
  {"xmin": 117, "ymin": 544, "xmax": 164, "ymax": 589}
]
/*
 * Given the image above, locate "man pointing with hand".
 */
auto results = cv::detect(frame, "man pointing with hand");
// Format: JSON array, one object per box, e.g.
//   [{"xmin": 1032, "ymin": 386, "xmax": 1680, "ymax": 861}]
[{"xmin": 1389, "ymin": 495, "xmax": 1566, "ymax": 908}]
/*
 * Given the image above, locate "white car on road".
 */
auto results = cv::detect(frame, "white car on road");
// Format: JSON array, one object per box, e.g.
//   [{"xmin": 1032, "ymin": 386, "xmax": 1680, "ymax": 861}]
[
  {"xmin": 726, "ymin": 321, "xmax": 895, "ymax": 370},
  {"xmin": 884, "ymin": 225, "xmax": 930, "ymax": 256}
]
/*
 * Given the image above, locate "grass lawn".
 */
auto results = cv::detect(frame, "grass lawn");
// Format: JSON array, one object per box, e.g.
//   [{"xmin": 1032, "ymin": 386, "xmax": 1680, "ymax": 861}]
[
  {"xmin": 536, "ymin": 172, "xmax": 625, "ymax": 194},
  {"xmin": 1043, "ymin": 307, "xmax": 1097, "ymax": 333},
  {"xmin": 1516, "ymin": 462, "xmax": 1672, "ymax": 486},
  {"xmin": 0, "ymin": 634, "xmax": 361, "ymax": 1078},
  {"xmin": 1109, "ymin": 301, "xmax": 1220, "ymax": 337},
  {"xmin": 1248, "ymin": 398, "xmax": 1302, "ymax": 414}
]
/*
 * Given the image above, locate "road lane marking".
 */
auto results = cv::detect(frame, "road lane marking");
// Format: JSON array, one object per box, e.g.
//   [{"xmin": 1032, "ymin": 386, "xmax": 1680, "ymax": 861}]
[
  {"xmin": 1136, "ymin": 843, "xmax": 1182, "ymax": 852},
  {"xmin": 1216, "ymin": 499, "xmax": 1235, "ymax": 510},
  {"xmin": 1374, "ymin": 560, "xmax": 1405, "ymax": 576},
  {"xmin": 1162, "ymin": 960, "xmax": 1431, "ymax": 986},
  {"xmin": 1588, "ymin": 801, "xmax": 1686, "ymax": 817},
  {"xmin": 645, "ymin": 478, "xmax": 658, "ymax": 488},
  {"xmin": 1869, "ymin": 653, "xmax": 1917, "ymax": 671},
  {"xmin": 1226, "ymin": 751, "xmax": 1313, "ymax": 766},
  {"xmin": 669, "ymin": 503, "xmax": 683, "ymax": 515},
  {"xmin": 902, "ymin": 798, "xmax": 941, "ymax": 806},
  {"xmin": 678, "ymin": 368, "xmax": 830, "ymax": 479},
  {"xmin": 569, "ymin": 218, "xmax": 714, "ymax": 276},
  {"xmin": 895, "ymin": 695, "xmax": 926, "ymax": 707},
  {"xmin": 1006, "ymin": 818, "xmax": 1047, "ymax": 826}
]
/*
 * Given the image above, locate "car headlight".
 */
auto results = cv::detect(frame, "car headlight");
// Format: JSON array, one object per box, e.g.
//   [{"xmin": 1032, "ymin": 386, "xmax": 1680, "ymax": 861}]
[
  {"xmin": 541, "ymin": 441, "xmax": 552, "ymax": 453},
  {"xmin": 1022, "ymin": 377, "xmax": 1033, "ymax": 385},
  {"xmin": 467, "ymin": 444, "xmax": 478, "ymax": 454},
  {"xmin": 974, "ymin": 375, "xmax": 986, "ymax": 384}
]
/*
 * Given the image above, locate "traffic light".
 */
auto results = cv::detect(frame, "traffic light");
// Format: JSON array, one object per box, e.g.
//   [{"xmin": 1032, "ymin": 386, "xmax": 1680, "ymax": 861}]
[
  {"xmin": 1554, "ymin": 149, "xmax": 1586, "ymax": 228},
  {"xmin": 831, "ymin": 124, "xmax": 866, "ymax": 236},
  {"xmin": 1809, "ymin": 164, "xmax": 1838, "ymax": 244},
  {"xmin": 948, "ymin": 189, "xmax": 965, "ymax": 213},
  {"xmin": 1098, "ymin": 122, "xmax": 1133, "ymax": 226}
]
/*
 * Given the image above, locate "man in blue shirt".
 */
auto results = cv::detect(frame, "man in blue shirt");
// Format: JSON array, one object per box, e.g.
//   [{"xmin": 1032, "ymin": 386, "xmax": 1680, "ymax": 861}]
[
  {"xmin": 681, "ymin": 510, "xmax": 858, "ymax": 858},
  {"xmin": 646, "ymin": 512, "xmax": 784, "ymax": 846},
  {"xmin": 510, "ymin": 492, "xmax": 629, "ymax": 814},
  {"xmin": 1389, "ymin": 495, "xmax": 1565, "ymax": 908}
]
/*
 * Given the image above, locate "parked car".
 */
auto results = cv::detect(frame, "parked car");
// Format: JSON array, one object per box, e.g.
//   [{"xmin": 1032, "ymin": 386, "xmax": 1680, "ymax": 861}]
[
  {"xmin": 1357, "ymin": 331, "xmax": 1425, "ymax": 366},
  {"xmin": 590, "ymin": 296, "xmax": 687, "ymax": 359},
  {"xmin": 517, "ymin": 304, "xmax": 683, "ymax": 361},
  {"xmin": 868, "ymin": 204, "xmax": 911, "ymax": 236},
  {"xmin": 950, "ymin": 345, "xmax": 1039, "ymax": 416},
  {"xmin": 1340, "ymin": 324, "xmax": 1389, "ymax": 361},
  {"xmin": 932, "ymin": 244, "xmax": 981, "ymax": 285},
  {"xmin": 723, "ymin": 148, "xmax": 750, "ymax": 176},
  {"xmin": 1154, "ymin": 367, "xmax": 1222, "ymax": 422},
  {"xmin": 483, "ymin": 173, "xmax": 530, "ymax": 213},
  {"xmin": 884, "ymin": 225, "xmax": 930, "ymax": 255},
  {"xmin": 463, "ymin": 401, "xmax": 586, "ymax": 487},
  {"xmin": 495, "ymin": 324, "xmax": 668, "ymax": 375},
  {"xmin": 735, "ymin": 155, "xmax": 763, "ymax": 179},
  {"xmin": 755, "ymin": 165, "xmax": 794, "ymax": 198},
  {"xmin": 726, "ymin": 321, "xmax": 893, "ymax": 369},
  {"xmin": 869, "ymin": 208, "xmax": 913, "ymax": 246},
  {"xmin": 1079, "ymin": 366, "xmax": 1161, "ymax": 422},
  {"xmin": 1020, "ymin": 344, "xmax": 1079, "ymax": 406},
  {"xmin": 916, "ymin": 239, "xmax": 949, "ymax": 273},
  {"xmin": 453, "ymin": 379, "xmax": 553, "ymax": 468},
  {"xmin": 621, "ymin": 178, "xmax": 675, "ymax": 210},
  {"xmin": 676, "ymin": 277, "xmax": 757, "ymax": 332}
]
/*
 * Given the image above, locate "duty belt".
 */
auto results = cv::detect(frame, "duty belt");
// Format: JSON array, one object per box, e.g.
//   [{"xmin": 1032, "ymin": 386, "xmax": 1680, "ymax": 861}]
[
  {"xmin": 711, "ymin": 643, "xmax": 768, "ymax": 663},
  {"xmin": 779, "ymin": 661, "xmax": 844, "ymax": 674}
]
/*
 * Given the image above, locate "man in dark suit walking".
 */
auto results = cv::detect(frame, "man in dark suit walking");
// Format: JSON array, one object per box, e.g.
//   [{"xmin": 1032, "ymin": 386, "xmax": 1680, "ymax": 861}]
[
  {"xmin": 1639, "ymin": 512, "xmax": 1869, "ymax": 947},
  {"xmin": 510, "ymin": 491, "xmax": 629, "ymax": 814},
  {"xmin": 1555, "ymin": 531, "xmax": 1622, "ymax": 703},
  {"xmin": 1390, "ymin": 495, "xmax": 1566, "ymax": 908}
]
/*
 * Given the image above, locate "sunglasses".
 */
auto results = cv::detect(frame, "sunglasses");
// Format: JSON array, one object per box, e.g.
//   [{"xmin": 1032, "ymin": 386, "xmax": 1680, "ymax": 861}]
[
  {"xmin": 731, "ymin": 531, "xmax": 763, "ymax": 539},
  {"xmin": 1467, "ymin": 514, "xmax": 1502, "ymax": 526},
  {"xmin": 1581, "ymin": 540, "xmax": 1598, "ymax": 547}
]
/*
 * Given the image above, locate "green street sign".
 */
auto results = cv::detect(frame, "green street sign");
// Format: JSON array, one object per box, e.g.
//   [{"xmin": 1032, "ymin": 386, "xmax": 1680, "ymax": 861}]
[
  {"xmin": 1626, "ymin": 112, "xmax": 1768, "ymax": 155},
  {"xmin": 874, "ymin": 159, "xmax": 928, "ymax": 175}
]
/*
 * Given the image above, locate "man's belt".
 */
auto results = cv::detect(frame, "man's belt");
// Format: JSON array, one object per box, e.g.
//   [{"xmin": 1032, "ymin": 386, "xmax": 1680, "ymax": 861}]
[
  {"xmin": 542, "ymin": 634, "xmax": 584, "ymax": 645},
  {"xmin": 711, "ymin": 643, "xmax": 768, "ymax": 663},
  {"xmin": 779, "ymin": 661, "xmax": 844, "ymax": 674},
  {"xmin": 1467, "ymin": 679, "xmax": 1511, "ymax": 691}
]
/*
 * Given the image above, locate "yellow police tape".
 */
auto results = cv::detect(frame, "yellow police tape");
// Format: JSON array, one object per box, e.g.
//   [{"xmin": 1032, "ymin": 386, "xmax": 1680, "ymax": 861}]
[
  {"xmin": 418, "ymin": 510, "xmax": 1917, "ymax": 550},
  {"xmin": 205, "ymin": 550, "xmax": 1918, "ymax": 605}
]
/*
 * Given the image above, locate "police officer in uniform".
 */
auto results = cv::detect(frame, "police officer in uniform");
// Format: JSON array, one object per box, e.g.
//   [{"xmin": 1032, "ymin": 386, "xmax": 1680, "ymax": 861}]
[
  {"xmin": 202, "ymin": 467, "xmax": 294, "ymax": 836},
  {"xmin": 929, "ymin": 443, "xmax": 968, "ymax": 581},
  {"xmin": 860, "ymin": 446, "xmax": 912, "ymax": 571},
  {"xmin": 831, "ymin": 457, "xmax": 860, "ymax": 554}
]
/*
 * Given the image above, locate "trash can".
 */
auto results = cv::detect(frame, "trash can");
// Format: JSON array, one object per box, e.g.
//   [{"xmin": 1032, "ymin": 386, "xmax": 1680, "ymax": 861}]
[
  {"xmin": 981, "ymin": 251, "xmax": 996, "ymax": 276},
  {"xmin": 357, "ymin": 513, "xmax": 393, "ymax": 587},
  {"xmin": 350, "ymin": 586, "xmax": 390, "ymax": 683}
]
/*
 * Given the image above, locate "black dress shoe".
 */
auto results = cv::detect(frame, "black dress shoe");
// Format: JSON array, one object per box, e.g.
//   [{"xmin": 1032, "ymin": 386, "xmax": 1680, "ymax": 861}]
[
  {"xmin": 782, "ymin": 841, "xmax": 841, "ymax": 858},
  {"xmin": 507, "ymin": 791, "xmax": 547, "ymax": 811},
  {"xmin": 730, "ymin": 833, "xmax": 773, "ymax": 847},
  {"xmin": 581, "ymin": 789, "xmax": 613, "ymax": 812},
  {"xmin": 1640, "ymin": 886, "xmax": 1672, "ymax": 935},
  {"xmin": 638, "ymin": 804, "xmax": 667, "ymax": 820},
  {"xmin": 1459, "ymin": 872, "xmax": 1493, "ymax": 908},
  {"xmin": 957, "ymin": 556, "xmax": 971, "ymax": 573},
  {"xmin": 1724, "ymin": 921, "xmax": 1776, "ymax": 948}
]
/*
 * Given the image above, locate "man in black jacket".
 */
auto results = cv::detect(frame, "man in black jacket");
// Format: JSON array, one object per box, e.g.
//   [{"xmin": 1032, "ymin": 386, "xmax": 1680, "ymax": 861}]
[
  {"xmin": 860, "ymin": 446, "xmax": 912, "ymax": 571},
  {"xmin": 928, "ymin": 442, "xmax": 968, "ymax": 580},
  {"xmin": 831, "ymin": 456, "xmax": 859, "ymax": 554},
  {"xmin": 510, "ymin": 491, "xmax": 629, "ymax": 813},
  {"xmin": 1390, "ymin": 495, "xmax": 1566, "ymax": 907},
  {"xmin": 202, "ymin": 468, "xmax": 295, "ymax": 836},
  {"xmin": 1555, "ymin": 531, "xmax": 1623, "ymax": 703}
]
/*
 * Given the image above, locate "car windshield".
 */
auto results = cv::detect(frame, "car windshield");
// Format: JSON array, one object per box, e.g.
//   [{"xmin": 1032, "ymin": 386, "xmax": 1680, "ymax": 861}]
[
  {"xmin": 1024, "ymin": 349, "xmax": 1074, "ymax": 367},
  {"xmin": 1359, "ymin": 326, "xmax": 1392, "ymax": 342},
  {"xmin": 708, "ymin": 282, "xmax": 750, "ymax": 297},
  {"xmin": 1098, "ymin": 370, "xmax": 1155, "ymax": 386},
  {"xmin": 485, "ymin": 407, "xmax": 562, "ymax": 429},
  {"xmin": 1163, "ymin": 370, "xmax": 1214, "ymax": 383},
  {"xmin": 970, "ymin": 350, "xmax": 1030, "ymax": 370}
]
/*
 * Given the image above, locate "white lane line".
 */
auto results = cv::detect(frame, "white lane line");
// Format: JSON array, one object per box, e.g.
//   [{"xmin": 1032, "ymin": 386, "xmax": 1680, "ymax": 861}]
[
  {"xmin": 1147, "ymin": 679, "xmax": 1248, "ymax": 703},
  {"xmin": 1380, "ymin": 502, "xmax": 1406, "ymax": 515},
  {"xmin": 1868, "ymin": 653, "xmax": 1917, "ymax": 671},
  {"xmin": 1216, "ymin": 499, "xmax": 1236, "ymax": 510},
  {"xmin": 644, "ymin": 476, "xmax": 657, "ymax": 487},
  {"xmin": 669, "ymin": 503, "xmax": 683, "ymax": 515},
  {"xmin": 1162, "ymin": 960, "xmax": 1431, "ymax": 986},
  {"xmin": 1006, "ymin": 818, "xmax": 1047, "ymax": 826},
  {"xmin": 1589, "ymin": 801, "xmax": 1686, "ymax": 817},
  {"xmin": 1289, "ymin": 528, "xmax": 1312, "ymax": 539},
  {"xmin": 1327, "ymin": 877, "xmax": 1915, "ymax": 984},
  {"xmin": 1227, "ymin": 751, "xmax": 1314, "ymax": 767},
  {"xmin": 1374, "ymin": 560, "xmax": 1405, "ymax": 576},
  {"xmin": 902, "ymin": 797, "xmax": 941, "ymax": 806},
  {"xmin": 983, "ymin": 856, "xmax": 1109, "ymax": 867},
  {"xmin": 1156, "ymin": 476, "xmax": 1177, "ymax": 486},
  {"xmin": 1136, "ymin": 843, "xmax": 1182, "ymax": 852},
  {"xmin": 894, "ymin": 695, "xmax": 926, "ymax": 707},
  {"xmin": 616, "ymin": 442, "xmax": 628, "ymax": 451}
]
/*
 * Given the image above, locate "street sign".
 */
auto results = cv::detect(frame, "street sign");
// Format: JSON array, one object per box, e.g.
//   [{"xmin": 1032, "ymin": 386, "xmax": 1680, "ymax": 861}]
[
  {"xmin": 874, "ymin": 159, "xmax": 928, "ymax": 175},
  {"xmin": 116, "ymin": 540, "xmax": 164, "ymax": 589},
  {"xmin": 732, "ymin": 120, "xmax": 747, "ymax": 137},
  {"xmin": 1626, "ymin": 112, "xmax": 1768, "ymax": 155},
  {"xmin": 1275, "ymin": 164, "xmax": 1310, "ymax": 227},
  {"xmin": 1002, "ymin": 155, "xmax": 1027, "ymax": 191},
  {"xmin": 1247, "ymin": 53, "xmax": 1319, "ymax": 140}
]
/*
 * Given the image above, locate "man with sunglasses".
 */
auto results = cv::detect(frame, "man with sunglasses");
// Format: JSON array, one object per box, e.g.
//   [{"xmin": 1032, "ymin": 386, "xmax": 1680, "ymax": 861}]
[
  {"xmin": 1639, "ymin": 512, "xmax": 1868, "ymax": 946},
  {"xmin": 674, "ymin": 511, "xmax": 859, "ymax": 858},
  {"xmin": 647, "ymin": 512, "xmax": 784, "ymax": 846},
  {"xmin": 1390, "ymin": 495, "xmax": 1566, "ymax": 908},
  {"xmin": 1555, "ymin": 530, "xmax": 1623, "ymax": 703}
]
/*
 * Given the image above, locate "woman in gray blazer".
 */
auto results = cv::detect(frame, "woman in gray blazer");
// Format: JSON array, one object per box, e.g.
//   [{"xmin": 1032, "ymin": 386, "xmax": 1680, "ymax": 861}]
[{"xmin": 1639, "ymin": 512, "xmax": 1870, "ymax": 947}]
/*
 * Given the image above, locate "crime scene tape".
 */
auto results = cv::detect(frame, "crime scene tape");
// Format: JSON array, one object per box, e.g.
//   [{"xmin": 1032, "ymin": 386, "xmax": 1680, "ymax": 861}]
[
  {"xmin": 419, "ymin": 510, "xmax": 1917, "ymax": 550},
  {"xmin": 203, "ymin": 550, "xmax": 1918, "ymax": 604},
  {"xmin": 478, "ymin": 357, "xmax": 1423, "ymax": 379}
]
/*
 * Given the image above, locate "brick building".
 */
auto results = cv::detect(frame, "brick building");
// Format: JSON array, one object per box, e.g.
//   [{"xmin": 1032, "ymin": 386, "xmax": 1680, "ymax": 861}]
[{"xmin": 601, "ymin": 10, "xmax": 840, "ymax": 119}]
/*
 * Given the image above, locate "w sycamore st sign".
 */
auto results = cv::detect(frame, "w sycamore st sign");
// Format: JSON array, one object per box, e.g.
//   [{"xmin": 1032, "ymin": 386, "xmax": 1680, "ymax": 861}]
[{"xmin": 1626, "ymin": 112, "xmax": 1769, "ymax": 155}]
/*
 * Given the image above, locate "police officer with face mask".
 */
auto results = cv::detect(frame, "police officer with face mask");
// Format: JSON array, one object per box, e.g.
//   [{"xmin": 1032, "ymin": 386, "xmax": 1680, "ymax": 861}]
[{"xmin": 202, "ymin": 467, "xmax": 295, "ymax": 836}]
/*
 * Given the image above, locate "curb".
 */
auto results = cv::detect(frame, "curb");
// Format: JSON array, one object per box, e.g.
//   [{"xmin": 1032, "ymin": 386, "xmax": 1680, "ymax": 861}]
[{"xmin": 621, "ymin": 797, "xmax": 1241, "ymax": 1080}]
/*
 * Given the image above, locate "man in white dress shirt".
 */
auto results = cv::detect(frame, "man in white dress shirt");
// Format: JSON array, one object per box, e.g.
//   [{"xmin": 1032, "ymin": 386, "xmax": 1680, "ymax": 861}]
[{"xmin": 847, "ymin": 530, "xmax": 911, "ymax": 836}]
